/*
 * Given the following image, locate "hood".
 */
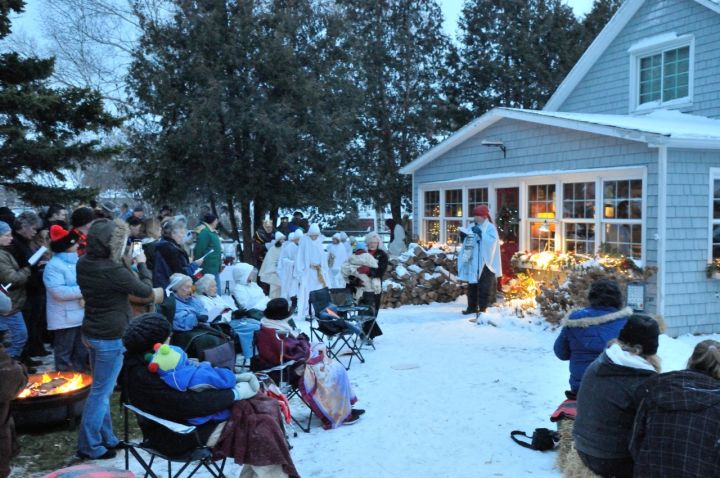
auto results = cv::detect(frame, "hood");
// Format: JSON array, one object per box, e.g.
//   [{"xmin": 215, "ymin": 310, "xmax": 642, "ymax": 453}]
[
  {"xmin": 561, "ymin": 306, "xmax": 633, "ymax": 328},
  {"xmin": 56, "ymin": 251, "xmax": 79, "ymax": 265},
  {"xmin": 232, "ymin": 262, "xmax": 254, "ymax": 284},
  {"xmin": 594, "ymin": 352, "xmax": 656, "ymax": 379},
  {"xmin": 651, "ymin": 370, "xmax": 720, "ymax": 412},
  {"xmin": 86, "ymin": 218, "xmax": 128, "ymax": 262}
]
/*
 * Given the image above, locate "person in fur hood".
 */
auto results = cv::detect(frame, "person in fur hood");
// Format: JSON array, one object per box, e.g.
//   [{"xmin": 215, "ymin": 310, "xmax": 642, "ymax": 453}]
[
  {"xmin": 76, "ymin": 218, "xmax": 160, "ymax": 461},
  {"xmin": 554, "ymin": 279, "xmax": 632, "ymax": 396},
  {"xmin": 341, "ymin": 242, "xmax": 380, "ymax": 301}
]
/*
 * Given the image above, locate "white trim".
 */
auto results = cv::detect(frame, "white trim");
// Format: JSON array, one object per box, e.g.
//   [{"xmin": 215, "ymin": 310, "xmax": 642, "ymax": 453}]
[
  {"xmin": 543, "ymin": 0, "xmax": 646, "ymax": 111},
  {"xmin": 628, "ymin": 35, "xmax": 694, "ymax": 114},
  {"xmin": 657, "ymin": 147, "xmax": 667, "ymax": 317},
  {"xmin": 695, "ymin": 0, "xmax": 720, "ymax": 14},
  {"xmin": 709, "ymin": 167, "xmax": 720, "ymax": 265}
]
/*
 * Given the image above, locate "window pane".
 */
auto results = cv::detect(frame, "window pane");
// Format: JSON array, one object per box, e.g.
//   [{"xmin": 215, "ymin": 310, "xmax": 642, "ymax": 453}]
[
  {"xmin": 445, "ymin": 220, "xmax": 462, "ymax": 245},
  {"xmin": 468, "ymin": 188, "xmax": 488, "ymax": 212},
  {"xmin": 604, "ymin": 224, "xmax": 642, "ymax": 260},
  {"xmin": 424, "ymin": 220, "xmax": 440, "ymax": 242},
  {"xmin": 630, "ymin": 180, "xmax": 642, "ymax": 198},
  {"xmin": 662, "ymin": 46, "xmax": 690, "ymax": 102},
  {"xmin": 530, "ymin": 221, "xmax": 555, "ymax": 252},
  {"xmin": 445, "ymin": 189, "xmax": 462, "ymax": 217},
  {"xmin": 565, "ymin": 223, "xmax": 595, "ymax": 255},
  {"xmin": 604, "ymin": 181, "xmax": 617, "ymax": 199},
  {"xmin": 715, "ymin": 200, "xmax": 720, "ymax": 220},
  {"xmin": 528, "ymin": 184, "xmax": 556, "ymax": 218},
  {"xmin": 424, "ymin": 191, "xmax": 439, "ymax": 217},
  {"xmin": 630, "ymin": 200, "xmax": 642, "ymax": 219},
  {"xmin": 604, "ymin": 180, "xmax": 642, "ymax": 219},
  {"xmin": 617, "ymin": 180, "xmax": 629, "ymax": 198},
  {"xmin": 713, "ymin": 225, "xmax": 720, "ymax": 259}
]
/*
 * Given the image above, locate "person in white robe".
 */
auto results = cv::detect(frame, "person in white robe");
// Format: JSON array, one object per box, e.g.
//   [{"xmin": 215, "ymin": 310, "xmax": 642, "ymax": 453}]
[
  {"xmin": 258, "ymin": 231, "xmax": 285, "ymax": 299},
  {"xmin": 294, "ymin": 224, "xmax": 329, "ymax": 317},
  {"xmin": 278, "ymin": 230, "xmax": 302, "ymax": 304},
  {"xmin": 386, "ymin": 220, "xmax": 407, "ymax": 257},
  {"xmin": 339, "ymin": 231, "xmax": 352, "ymax": 257},
  {"xmin": 326, "ymin": 233, "xmax": 350, "ymax": 289},
  {"xmin": 231, "ymin": 262, "xmax": 269, "ymax": 320}
]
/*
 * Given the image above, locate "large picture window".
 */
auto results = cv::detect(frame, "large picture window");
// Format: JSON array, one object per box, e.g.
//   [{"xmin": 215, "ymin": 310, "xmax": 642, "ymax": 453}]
[
  {"xmin": 602, "ymin": 179, "xmax": 642, "ymax": 259},
  {"xmin": 563, "ymin": 182, "xmax": 596, "ymax": 254},
  {"xmin": 528, "ymin": 184, "xmax": 556, "ymax": 251}
]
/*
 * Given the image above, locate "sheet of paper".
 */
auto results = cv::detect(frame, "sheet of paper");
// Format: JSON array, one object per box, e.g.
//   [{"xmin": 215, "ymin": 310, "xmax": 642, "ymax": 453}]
[{"xmin": 27, "ymin": 246, "xmax": 47, "ymax": 266}]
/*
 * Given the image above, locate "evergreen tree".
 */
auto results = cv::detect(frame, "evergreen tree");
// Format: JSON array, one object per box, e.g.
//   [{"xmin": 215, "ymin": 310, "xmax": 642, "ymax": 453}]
[
  {"xmin": 454, "ymin": 0, "xmax": 582, "ymax": 120},
  {"xmin": 0, "ymin": 1, "xmax": 119, "ymax": 205},
  {"xmin": 338, "ymin": 0, "xmax": 452, "ymax": 222},
  {"xmin": 581, "ymin": 0, "xmax": 623, "ymax": 45}
]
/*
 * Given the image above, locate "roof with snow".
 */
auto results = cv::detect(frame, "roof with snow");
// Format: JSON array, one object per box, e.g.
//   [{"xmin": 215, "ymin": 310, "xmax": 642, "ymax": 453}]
[{"xmin": 400, "ymin": 107, "xmax": 720, "ymax": 174}]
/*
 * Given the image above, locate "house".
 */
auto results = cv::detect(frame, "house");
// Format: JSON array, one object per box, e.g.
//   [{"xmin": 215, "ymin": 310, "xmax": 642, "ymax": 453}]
[{"xmin": 400, "ymin": 0, "xmax": 720, "ymax": 335}]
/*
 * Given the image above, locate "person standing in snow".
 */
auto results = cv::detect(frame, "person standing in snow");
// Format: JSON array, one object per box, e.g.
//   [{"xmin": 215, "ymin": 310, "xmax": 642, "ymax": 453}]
[
  {"xmin": 554, "ymin": 279, "xmax": 632, "ymax": 397},
  {"xmin": 193, "ymin": 213, "xmax": 223, "ymax": 285},
  {"xmin": 294, "ymin": 224, "xmax": 329, "ymax": 317},
  {"xmin": 259, "ymin": 232, "xmax": 285, "ymax": 299},
  {"xmin": 457, "ymin": 205, "xmax": 501, "ymax": 319},
  {"xmin": 572, "ymin": 314, "xmax": 660, "ymax": 478},
  {"xmin": 278, "ymin": 230, "xmax": 302, "ymax": 309},
  {"xmin": 385, "ymin": 219, "xmax": 406, "ymax": 258},
  {"xmin": 339, "ymin": 231, "xmax": 352, "ymax": 257},
  {"xmin": 361, "ymin": 232, "xmax": 386, "ymax": 339},
  {"xmin": 326, "ymin": 233, "xmax": 349, "ymax": 289}
]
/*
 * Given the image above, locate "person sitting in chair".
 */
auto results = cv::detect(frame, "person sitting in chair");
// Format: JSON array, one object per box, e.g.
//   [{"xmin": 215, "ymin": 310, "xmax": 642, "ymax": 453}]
[
  {"xmin": 231, "ymin": 263, "xmax": 269, "ymax": 320},
  {"xmin": 257, "ymin": 298, "xmax": 364, "ymax": 429},
  {"xmin": 167, "ymin": 273, "xmax": 208, "ymax": 332},
  {"xmin": 121, "ymin": 313, "xmax": 300, "ymax": 478},
  {"xmin": 194, "ymin": 275, "xmax": 236, "ymax": 323}
]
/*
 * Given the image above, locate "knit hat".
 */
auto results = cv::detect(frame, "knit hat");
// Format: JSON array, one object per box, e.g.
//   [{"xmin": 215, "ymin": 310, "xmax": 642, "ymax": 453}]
[
  {"xmin": 619, "ymin": 314, "xmax": 660, "ymax": 355},
  {"xmin": 123, "ymin": 313, "xmax": 171, "ymax": 354},
  {"xmin": 147, "ymin": 343, "xmax": 183, "ymax": 373},
  {"xmin": 264, "ymin": 298, "xmax": 292, "ymax": 321},
  {"xmin": 274, "ymin": 231, "xmax": 286, "ymax": 242},
  {"xmin": 292, "ymin": 230, "xmax": 303, "ymax": 241},
  {"xmin": 0, "ymin": 220, "xmax": 10, "ymax": 236},
  {"xmin": 49, "ymin": 224, "xmax": 79, "ymax": 253},
  {"xmin": 472, "ymin": 205, "xmax": 493, "ymax": 223},
  {"xmin": 203, "ymin": 212, "xmax": 218, "ymax": 224},
  {"xmin": 71, "ymin": 207, "xmax": 94, "ymax": 228},
  {"xmin": 308, "ymin": 224, "xmax": 320, "ymax": 236},
  {"xmin": 355, "ymin": 242, "xmax": 367, "ymax": 252}
]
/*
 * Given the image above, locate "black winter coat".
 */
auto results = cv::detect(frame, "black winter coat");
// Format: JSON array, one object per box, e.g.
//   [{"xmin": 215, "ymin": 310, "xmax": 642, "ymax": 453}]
[
  {"xmin": 574, "ymin": 351, "xmax": 655, "ymax": 460},
  {"xmin": 153, "ymin": 237, "xmax": 193, "ymax": 288},
  {"xmin": 367, "ymin": 248, "xmax": 388, "ymax": 281},
  {"xmin": 121, "ymin": 353, "xmax": 234, "ymax": 455},
  {"xmin": 630, "ymin": 370, "xmax": 720, "ymax": 477},
  {"xmin": 77, "ymin": 219, "xmax": 153, "ymax": 340}
]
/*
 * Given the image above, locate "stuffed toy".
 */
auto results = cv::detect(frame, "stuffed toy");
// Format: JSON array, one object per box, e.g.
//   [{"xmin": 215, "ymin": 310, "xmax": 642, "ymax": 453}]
[{"xmin": 341, "ymin": 250, "xmax": 380, "ymax": 300}]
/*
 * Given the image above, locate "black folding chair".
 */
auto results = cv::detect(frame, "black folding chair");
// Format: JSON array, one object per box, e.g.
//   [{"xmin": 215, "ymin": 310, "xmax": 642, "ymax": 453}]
[
  {"xmin": 306, "ymin": 288, "xmax": 369, "ymax": 370},
  {"xmin": 122, "ymin": 403, "xmax": 227, "ymax": 478}
]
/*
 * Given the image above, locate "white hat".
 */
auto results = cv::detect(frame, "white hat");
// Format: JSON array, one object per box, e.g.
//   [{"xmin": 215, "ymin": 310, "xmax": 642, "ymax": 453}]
[
  {"xmin": 275, "ymin": 231, "xmax": 286, "ymax": 241},
  {"xmin": 339, "ymin": 231, "xmax": 348, "ymax": 241},
  {"xmin": 308, "ymin": 224, "xmax": 320, "ymax": 235},
  {"xmin": 332, "ymin": 232, "xmax": 341, "ymax": 240},
  {"xmin": 292, "ymin": 230, "xmax": 303, "ymax": 241}
]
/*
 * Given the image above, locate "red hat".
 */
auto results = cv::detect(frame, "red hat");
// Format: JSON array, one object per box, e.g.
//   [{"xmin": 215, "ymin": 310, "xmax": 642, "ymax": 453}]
[
  {"xmin": 49, "ymin": 224, "xmax": 79, "ymax": 253},
  {"xmin": 472, "ymin": 205, "xmax": 493, "ymax": 223}
]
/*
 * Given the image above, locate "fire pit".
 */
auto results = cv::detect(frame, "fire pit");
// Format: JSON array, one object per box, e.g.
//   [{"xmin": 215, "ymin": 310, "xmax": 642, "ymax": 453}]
[{"xmin": 12, "ymin": 371, "xmax": 93, "ymax": 429}]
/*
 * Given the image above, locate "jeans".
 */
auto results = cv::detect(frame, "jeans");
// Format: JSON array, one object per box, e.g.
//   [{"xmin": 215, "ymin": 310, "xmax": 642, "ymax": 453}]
[
  {"xmin": 54, "ymin": 327, "xmax": 89, "ymax": 372},
  {"xmin": 0, "ymin": 311, "xmax": 28, "ymax": 358},
  {"xmin": 77, "ymin": 336, "xmax": 124, "ymax": 458},
  {"xmin": 229, "ymin": 318, "xmax": 261, "ymax": 358}
]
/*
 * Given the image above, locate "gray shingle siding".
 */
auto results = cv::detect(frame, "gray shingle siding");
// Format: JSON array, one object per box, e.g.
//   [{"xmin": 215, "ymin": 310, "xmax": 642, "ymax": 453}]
[{"xmin": 558, "ymin": 0, "xmax": 720, "ymax": 118}]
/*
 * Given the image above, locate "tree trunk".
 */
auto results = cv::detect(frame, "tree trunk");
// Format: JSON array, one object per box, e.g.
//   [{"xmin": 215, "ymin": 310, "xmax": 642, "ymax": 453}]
[
  {"xmin": 240, "ymin": 201, "xmax": 254, "ymax": 263},
  {"xmin": 391, "ymin": 200, "xmax": 402, "ymax": 224},
  {"xmin": 225, "ymin": 197, "xmax": 240, "ymax": 243}
]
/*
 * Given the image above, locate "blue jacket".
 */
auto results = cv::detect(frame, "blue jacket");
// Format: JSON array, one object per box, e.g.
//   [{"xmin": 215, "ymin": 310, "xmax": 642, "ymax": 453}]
[
  {"xmin": 554, "ymin": 306, "xmax": 632, "ymax": 392},
  {"xmin": 173, "ymin": 295, "xmax": 208, "ymax": 331},
  {"xmin": 43, "ymin": 252, "xmax": 84, "ymax": 331}
]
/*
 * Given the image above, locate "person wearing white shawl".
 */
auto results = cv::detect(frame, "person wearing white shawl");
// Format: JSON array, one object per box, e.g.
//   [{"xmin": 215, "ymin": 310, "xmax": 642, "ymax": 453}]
[
  {"xmin": 231, "ymin": 262, "xmax": 269, "ymax": 320},
  {"xmin": 326, "ymin": 233, "xmax": 349, "ymax": 289},
  {"xmin": 278, "ymin": 230, "xmax": 302, "ymax": 305},
  {"xmin": 294, "ymin": 224, "xmax": 329, "ymax": 317},
  {"xmin": 194, "ymin": 275, "xmax": 236, "ymax": 323},
  {"xmin": 259, "ymin": 231, "xmax": 285, "ymax": 299}
]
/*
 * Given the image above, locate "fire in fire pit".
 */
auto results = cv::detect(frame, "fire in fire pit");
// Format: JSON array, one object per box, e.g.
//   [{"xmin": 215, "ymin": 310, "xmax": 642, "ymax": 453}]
[{"xmin": 13, "ymin": 371, "xmax": 93, "ymax": 429}]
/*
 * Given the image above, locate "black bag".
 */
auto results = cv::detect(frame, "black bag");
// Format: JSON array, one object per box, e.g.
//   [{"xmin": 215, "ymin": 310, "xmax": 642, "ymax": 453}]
[{"xmin": 510, "ymin": 428, "xmax": 559, "ymax": 451}]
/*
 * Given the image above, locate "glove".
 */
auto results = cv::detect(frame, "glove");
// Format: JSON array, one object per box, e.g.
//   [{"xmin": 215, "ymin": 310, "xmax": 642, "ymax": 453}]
[
  {"xmin": 357, "ymin": 266, "xmax": 371, "ymax": 274},
  {"xmin": 471, "ymin": 225, "xmax": 482, "ymax": 236},
  {"xmin": 233, "ymin": 372, "xmax": 260, "ymax": 400}
]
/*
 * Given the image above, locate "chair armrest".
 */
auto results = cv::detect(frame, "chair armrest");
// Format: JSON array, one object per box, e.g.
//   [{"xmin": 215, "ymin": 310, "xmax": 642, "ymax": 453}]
[{"xmin": 124, "ymin": 403, "xmax": 196, "ymax": 435}]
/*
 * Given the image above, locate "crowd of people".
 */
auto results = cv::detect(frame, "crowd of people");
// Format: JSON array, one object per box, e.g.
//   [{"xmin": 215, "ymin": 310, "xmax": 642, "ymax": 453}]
[
  {"xmin": 0, "ymin": 201, "xmax": 404, "ymax": 477},
  {"xmin": 555, "ymin": 279, "xmax": 720, "ymax": 477}
]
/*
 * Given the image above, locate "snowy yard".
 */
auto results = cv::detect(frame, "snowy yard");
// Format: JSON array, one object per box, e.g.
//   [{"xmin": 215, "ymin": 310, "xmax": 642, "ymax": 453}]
[{"xmin": 101, "ymin": 299, "xmax": 714, "ymax": 477}]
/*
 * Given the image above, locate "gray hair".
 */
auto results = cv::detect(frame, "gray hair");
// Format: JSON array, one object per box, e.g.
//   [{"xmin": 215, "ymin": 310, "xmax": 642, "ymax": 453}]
[
  {"xmin": 14, "ymin": 211, "xmax": 41, "ymax": 230},
  {"xmin": 161, "ymin": 216, "xmax": 187, "ymax": 237},
  {"xmin": 168, "ymin": 273, "xmax": 192, "ymax": 292},
  {"xmin": 195, "ymin": 275, "xmax": 217, "ymax": 295},
  {"xmin": 364, "ymin": 231, "xmax": 383, "ymax": 249}
]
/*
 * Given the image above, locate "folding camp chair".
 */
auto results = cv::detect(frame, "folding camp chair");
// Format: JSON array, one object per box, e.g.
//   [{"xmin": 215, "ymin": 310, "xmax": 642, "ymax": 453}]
[
  {"xmin": 250, "ymin": 328, "xmax": 317, "ymax": 433},
  {"xmin": 330, "ymin": 288, "xmax": 377, "ymax": 350},
  {"xmin": 306, "ymin": 288, "xmax": 369, "ymax": 370},
  {"xmin": 122, "ymin": 403, "xmax": 227, "ymax": 478}
]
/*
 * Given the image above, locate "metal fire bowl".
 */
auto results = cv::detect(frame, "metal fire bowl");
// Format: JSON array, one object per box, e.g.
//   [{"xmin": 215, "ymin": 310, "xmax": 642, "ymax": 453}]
[{"xmin": 11, "ymin": 371, "xmax": 93, "ymax": 430}]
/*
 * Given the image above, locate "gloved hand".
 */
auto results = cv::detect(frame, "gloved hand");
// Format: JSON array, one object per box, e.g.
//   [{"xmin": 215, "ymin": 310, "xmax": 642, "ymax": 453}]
[
  {"xmin": 233, "ymin": 373, "xmax": 260, "ymax": 400},
  {"xmin": 471, "ymin": 225, "xmax": 482, "ymax": 236}
]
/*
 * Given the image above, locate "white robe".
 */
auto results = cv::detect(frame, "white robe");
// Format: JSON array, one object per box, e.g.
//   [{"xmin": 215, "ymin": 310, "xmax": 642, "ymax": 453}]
[
  {"xmin": 294, "ymin": 235, "xmax": 329, "ymax": 317},
  {"xmin": 388, "ymin": 224, "xmax": 406, "ymax": 257},
  {"xmin": 278, "ymin": 241, "xmax": 300, "ymax": 301},
  {"xmin": 259, "ymin": 243, "xmax": 283, "ymax": 298},
  {"xmin": 326, "ymin": 242, "xmax": 350, "ymax": 289}
]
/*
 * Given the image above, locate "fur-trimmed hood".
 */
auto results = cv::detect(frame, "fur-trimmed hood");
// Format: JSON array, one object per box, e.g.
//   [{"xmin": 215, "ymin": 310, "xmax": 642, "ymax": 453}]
[
  {"xmin": 85, "ymin": 218, "xmax": 128, "ymax": 262},
  {"xmin": 561, "ymin": 306, "xmax": 633, "ymax": 328}
]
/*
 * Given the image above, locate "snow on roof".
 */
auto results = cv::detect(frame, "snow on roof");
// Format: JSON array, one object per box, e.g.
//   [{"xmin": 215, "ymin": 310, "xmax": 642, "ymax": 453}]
[{"xmin": 508, "ymin": 108, "xmax": 720, "ymax": 141}]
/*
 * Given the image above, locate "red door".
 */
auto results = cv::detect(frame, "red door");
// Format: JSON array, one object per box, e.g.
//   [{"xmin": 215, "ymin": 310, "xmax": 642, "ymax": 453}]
[{"xmin": 495, "ymin": 188, "xmax": 520, "ymax": 286}]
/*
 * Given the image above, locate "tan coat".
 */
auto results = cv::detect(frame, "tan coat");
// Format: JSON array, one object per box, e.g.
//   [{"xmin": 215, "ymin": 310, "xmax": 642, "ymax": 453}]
[
  {"xmin": 0, "ymin": 345, "xmax": 28, "ymax": 478},
  {"xmin": 0, "ymin": 250, "xmax": 30, "ymax": 316}
]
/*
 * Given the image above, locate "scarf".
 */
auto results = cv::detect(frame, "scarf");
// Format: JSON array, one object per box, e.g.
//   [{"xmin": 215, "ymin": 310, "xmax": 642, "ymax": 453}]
[{"xmin": 605, "ymin": 343, "xmax": 656, "ymax": 372}]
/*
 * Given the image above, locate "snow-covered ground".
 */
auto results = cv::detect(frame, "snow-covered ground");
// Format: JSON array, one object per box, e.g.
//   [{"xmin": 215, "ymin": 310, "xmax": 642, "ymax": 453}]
[{"xmin": 99, "ymin": 299, "xmax": 716, "ymax": 477}]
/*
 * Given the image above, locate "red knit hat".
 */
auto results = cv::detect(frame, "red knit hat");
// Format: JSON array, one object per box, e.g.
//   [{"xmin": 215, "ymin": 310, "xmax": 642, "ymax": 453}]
[
  {"xmin": 49, "ymin": 224, "xmax": 79, "ymax": 253},
  {"xmin": 472, "ymin": 205, "xmax": 492, "ymax": 222}
]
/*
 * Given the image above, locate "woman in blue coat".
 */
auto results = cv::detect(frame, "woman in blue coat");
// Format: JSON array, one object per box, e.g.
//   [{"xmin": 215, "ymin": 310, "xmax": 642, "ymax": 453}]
[
  {"xmin": 554, "ymin": 279, "xmax": 632, "ymax": 396},
  {"xmin": 43, "ymin": 225, "xmax": 88, "ymax": 372}
]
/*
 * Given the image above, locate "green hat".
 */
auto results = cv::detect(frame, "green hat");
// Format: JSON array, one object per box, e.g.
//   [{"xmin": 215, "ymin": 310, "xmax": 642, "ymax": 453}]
[{"xmin": 147, "ymin": 343, "xmax": 182, "ymax": 373}]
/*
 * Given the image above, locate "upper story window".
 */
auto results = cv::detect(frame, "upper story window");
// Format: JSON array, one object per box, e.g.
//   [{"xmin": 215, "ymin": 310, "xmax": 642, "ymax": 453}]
[{"xmin": 629, "ymin": 34, "xmax": 693, "ymax": 112}]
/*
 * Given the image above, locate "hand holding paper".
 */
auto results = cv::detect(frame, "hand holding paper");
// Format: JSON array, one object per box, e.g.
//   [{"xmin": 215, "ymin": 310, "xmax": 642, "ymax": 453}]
[{"xmin": 28, "ymin": 246, "xmax": 48, "ymax": 266}]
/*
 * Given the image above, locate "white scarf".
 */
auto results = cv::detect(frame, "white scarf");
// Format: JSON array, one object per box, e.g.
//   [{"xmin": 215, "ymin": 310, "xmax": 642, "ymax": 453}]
[{"xmin": 605, "ymin": 343, "xmax": 656, "ymax": 372}]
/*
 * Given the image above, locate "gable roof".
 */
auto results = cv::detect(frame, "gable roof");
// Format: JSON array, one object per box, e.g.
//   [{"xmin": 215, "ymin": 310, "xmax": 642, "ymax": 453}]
[
  {"xmin": 543, "ymin": 0, "xmax": 720, "ymax": 111},
  {"xmin": 399, "ymin": 107, "xmax": 720, "ymax": 174}
]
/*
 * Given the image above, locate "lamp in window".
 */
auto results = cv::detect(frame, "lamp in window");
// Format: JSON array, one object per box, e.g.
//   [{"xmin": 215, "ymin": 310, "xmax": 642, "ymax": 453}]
[{"xmin": 538, "ymin": 220, "xmax": 550, "ymax": 233}]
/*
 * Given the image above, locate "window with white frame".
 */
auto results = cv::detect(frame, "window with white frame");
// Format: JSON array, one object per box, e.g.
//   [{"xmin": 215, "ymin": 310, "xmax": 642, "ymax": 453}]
[
  {"xmin": 528, "ymin": 184, "xmax": 556, "ymax": 251},
  {"xmin": 602, "ymin": 179, "xmax": 642, "ymax": 259},
  {"xmin": 630, "ymin": 35, "xmax": 692, "ymax": 111},
  {"xmin": 468, "ymin": 188, "xmax": 489, "ymax": 211},
  {"xmin": 563, "ymin": 182, "xmax": 596, "ymax": 254},
  {"xmin": 444, "ymin": 189, "xmax": 463, "ymax": 245},
  {"xmin": 712, "ymin": 176, "xmax": 720, "ymax": 261},
  {"xmin": 423, "ymin": 190, "xmax": 440, "ymax": 243}
]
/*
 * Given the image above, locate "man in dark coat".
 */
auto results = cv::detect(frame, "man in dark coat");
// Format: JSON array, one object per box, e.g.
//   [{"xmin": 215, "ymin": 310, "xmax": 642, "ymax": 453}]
[{"xmin": 0, "ymin": 342, "xmax": 28, "ymax": 478}]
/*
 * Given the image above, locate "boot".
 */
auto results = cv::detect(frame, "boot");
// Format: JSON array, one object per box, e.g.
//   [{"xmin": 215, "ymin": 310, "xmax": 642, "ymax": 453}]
[{"xmin": 462, "ymin": 283, "xmax": 479, "ymax": 314}]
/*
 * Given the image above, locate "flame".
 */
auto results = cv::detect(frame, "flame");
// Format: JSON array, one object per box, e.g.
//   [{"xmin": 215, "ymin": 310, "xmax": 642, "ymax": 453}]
[{"xmin": 17, "ymin": 371, "xmax": 91, "ymax": 399}]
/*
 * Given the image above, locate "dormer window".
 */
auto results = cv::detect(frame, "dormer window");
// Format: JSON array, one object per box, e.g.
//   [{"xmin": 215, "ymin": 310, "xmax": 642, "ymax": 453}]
[{"xmin": 629, "ymin": 34, "xmax": 693, "ymax": 113}]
